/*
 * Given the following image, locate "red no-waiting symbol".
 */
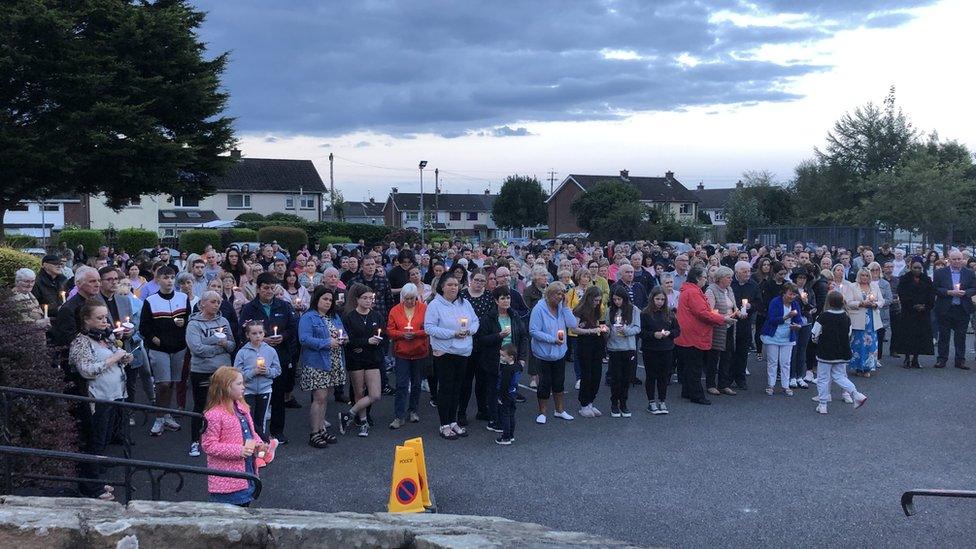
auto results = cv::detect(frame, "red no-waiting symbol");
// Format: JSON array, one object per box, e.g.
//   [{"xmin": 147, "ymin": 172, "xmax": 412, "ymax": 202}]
[{"xmin": 395, "ymin": 478, "xmax": 418, "ymax": 505}]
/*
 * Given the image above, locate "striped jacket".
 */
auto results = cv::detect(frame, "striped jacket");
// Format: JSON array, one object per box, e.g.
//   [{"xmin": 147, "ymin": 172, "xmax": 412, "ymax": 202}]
[{"xmin": 139, "ymin": 290, "xmax": 190, "ymax": 353}]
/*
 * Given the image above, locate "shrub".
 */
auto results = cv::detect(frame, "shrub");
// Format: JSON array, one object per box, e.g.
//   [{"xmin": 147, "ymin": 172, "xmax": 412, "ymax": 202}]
[
  {"xmin": 386, "ymin": 228, "xmax": 420, "ymax": 245},
  {"xmin": 116, "ymin": 228, "xmax": 158, "ymax": 253},
  {"xmin": 235, "ymin": 212, "xmax": 265, "ymax": 222},
  {"xmin": 179, "ymin": 229, "xmax": 221, "ymax": 254},
  {"xmin": 3, "ymin": 234, "xmax": 38, "ymax": 249},
  {"xmin": 258, "ymin": 226, "xmax": 307, "ymax": 253},
  {"xmin": 57, "ymin": 229, "xmax": 105, "ymax": 253},
  {"xmin": 318, "ymin": 234, "xmax": 352, "ymax": 248},
  {"xmin": 229, "ymin": 228, "xmax": 258, "ymax": 243},
  {"xmin": 0, "ymin": 290, "xmax": 78, "ymax": 488},
  {"xmin": 0, "ymin": 247, "xmax": 41, "ymax": 287},
  {"xmin": 265, "ymin": 212, "xmax": 308, "ymax": 224}
]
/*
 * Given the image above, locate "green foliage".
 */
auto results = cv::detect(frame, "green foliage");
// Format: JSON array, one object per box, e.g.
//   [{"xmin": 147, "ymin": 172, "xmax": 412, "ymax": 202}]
[
  {"xmin": 589, "ymin": 201, "xmax": 646, "ymax": 241},
  {"xmin": 265, "ymin": 212, "xmax": 307, "ymax": 223},
  {"xmin": 179, "ymin": 229, "xmax": 221, "ymax": 254},
  {"xmin": 57, "ymin": 229, "xmax": 105, "ymax": 252},
  {"xmin": 318, "ymin": 235, "xmax": 352, "ymax": 248},
  {"xmin": 724, "ymin": 191, "xmax": 767, "ymax": 243},
  {"xmin": 645, "ymin": 218, "xmax": 701, "ymax": 243},
  {"xmin": 570, "ymin": 180, "xmax": 641, "ymax": 237},
  {"xmin": 0, "ymin": 0, "xmax": 236, "ymax": 235},
  {"xmin": 238, "ymin": 220, "xmax": 391, "ymax": 246},
  {"xmin": 257, "ymin": 226, "xmax": 308, "ymax": 253},
  {"xmin": 229, "ymin": 228, "xmax": 258, "ymax": 243},
  {"xmin": 386, "ymin": 228, "xmax": 421, "ymax": 245},
  {"xmin": 491, "ymin": 175, "xmax": 548, "ymax": 229},
  {"xmin": 697, "ymin": 209, "xmax": 713, "ymax": 225},
  {"xmin": 3, "ymin": 234, "xmax": 37, "ymax": 249},
  {"xmin": 235, "ymin": 212, "xmax": 265, "ymax": 222},
  {"xmin": 0, "ymin": 248, "xmax": 41, "ymax": 287},
  {"xmin": 115, "ymin": 228, "xmax": 157, "ymax": 253}
]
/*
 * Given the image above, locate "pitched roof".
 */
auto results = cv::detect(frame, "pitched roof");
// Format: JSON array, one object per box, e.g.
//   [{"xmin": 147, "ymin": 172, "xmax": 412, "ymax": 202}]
[
  {"xmin": 694, "ymin": 187, "xmax": 737, "ymax": 210},
  {"xmin": 326, "ymin": 201, "xmax": 385, "ymax": 218},
  {"xmin": 158, "ymin": 209, "xmax": 219, "ymax": 224},
  {"xmin": 548, "ymin": 173, "xmax": 699, "ymax": 203},
  {"xmin": 386, "ymin": 193, "xmax": 496, "ymax": 212},
  {"xmin": 213, "ymin": 158, "xmax": 326, "ymax": 194}
]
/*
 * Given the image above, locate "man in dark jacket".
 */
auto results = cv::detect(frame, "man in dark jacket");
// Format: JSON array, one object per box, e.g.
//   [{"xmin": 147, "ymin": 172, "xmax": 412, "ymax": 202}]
[
  {"xmin": 239, "ymin": 272, "xmax": 299, "ymax": 443},
  {"xmin": 730, "ymin": 261, "xmax": 760, "ymax": 390},
  {"xmin": 53, "ymin": 266, "xmax": 101, "ymax": 347},
  {"xmin": 33, "ymin": 254, "xmax": 67, "ymax": 320}
]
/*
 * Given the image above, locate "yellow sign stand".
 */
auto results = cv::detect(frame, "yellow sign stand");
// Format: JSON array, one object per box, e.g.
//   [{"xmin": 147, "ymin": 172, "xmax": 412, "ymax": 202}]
[
  {"xmin": 403, "ymin": 437, "xmax": 431, "ymax": 507},
  {"xmin": 387, "ymin": 445, "xmax": 425, "ymax": 513}
]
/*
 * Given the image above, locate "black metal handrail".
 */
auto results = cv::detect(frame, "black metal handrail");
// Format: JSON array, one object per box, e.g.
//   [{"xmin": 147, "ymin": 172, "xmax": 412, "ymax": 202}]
[
  {"xmin": 0, "ymin": 445, "xmax": 261, "ymax": 503},
  {"xmin": 901, "ymin": 489, "xmax": 976, "ymax": 516}
]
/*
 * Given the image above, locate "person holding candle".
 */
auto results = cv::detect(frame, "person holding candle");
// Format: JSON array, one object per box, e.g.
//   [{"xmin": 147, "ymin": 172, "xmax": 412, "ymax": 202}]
[
  {"xmin": 573, "ymin": 285, "xmax": 606, "ymax": 417},
  {"xmin": 386, "ymin": 283, "xmax": 429, "ymax": 429},
  {"xmin": 605, "ymin": 286, "xmax": 641, "ymax": 417},
  {"xmin": 869, "ymin": 261, "xmax": 894, "ymax": 362},
  {"xmin": 337, "ymin": 283, "xmax": 386, "ymax": 438},
  {"xmin": 458, "ymin": 268, "xmax": 494, "ymax": 426},
  {"xmin": 932, "ymin": 250, "xmax": 975, "ymax": 369},
  {"xmin": 842, "ymin": 268, "xmax": 884, "ymax": 378},
  {"xmin": 12, "ymin": 268, "xmax": 49, "ymax": 328},
  {"xmin": 760, "ymin": 283, "xmax": 804, "ymax": 396},
  {"xmin": 115, "ymin": 278, "xmax": 154, "ymax": 413},
  {"xmin": 703, "ymin": 266, "xmax": 739, "ymax": 396},
  {"xmin": 730, "ymin": 261, "xmax": 760, "ymax": 390},
  {"xmin": 893, "ymin": 259, "xmax": 935, "ymax": 368},
  {"xmin": 640, "ymin": 287, "xmax": 680, "ymax": 414},
  {"xmin": 787, "ymin": 268, "xmax": 815, "ymax": 389},
  {"xmin": 424, "ymin": 275, "xmax": 479, "ymax": 440},
  {"xmin": 299, "ymin": 286, "xmax": 347, "ymax": 447},
  {"xmin": 675, "ymin": 266, "xmax": 733, "ymax": 405},
  {"xmin": 350, "ymin": 256, "xmax": 396, "ymax": 396},
  {"xmin": 282, "ymin": 269, "xmax": 311, "ymax": 313},
  {"xmin": 529, "ymin": 281, "xmax": 579, "ymax": 424},
  {"xmin": 476, "ymin": 284, "xmax": 529, "ymax": 431},
  {"xmin": 140, "ymin": 266, "xmax": 190, "ymax": 436},
  {"xmin": 238, "ymin": 272, "xmax": 299, "ymax": 444},
  {"xmin": 234, "ymin": 322, "xmax": 281, "ymax": 442},
  {"xmin": 186, "ymin": 290, "xmax": 236, "ymax": 457},
  {"xmin": 32, "ymin": 254, "xmax": 68, "ymax": 320},
  {"xmin": 220, "ymin": 272, "xmax": 247, "ymax": 317}
]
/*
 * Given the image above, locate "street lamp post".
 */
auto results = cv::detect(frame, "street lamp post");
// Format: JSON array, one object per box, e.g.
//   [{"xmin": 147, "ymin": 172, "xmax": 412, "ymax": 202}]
[{"xmin": 419, "ymin": 160, "xmax": 428, "ymax": 243}]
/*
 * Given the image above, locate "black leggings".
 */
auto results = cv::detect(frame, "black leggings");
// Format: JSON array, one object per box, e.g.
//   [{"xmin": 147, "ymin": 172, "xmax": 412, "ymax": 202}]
[
  {"xmin": 577, "ymin": 335, "xmax": 605, "ymax": 406},
  {"xmin": 434, "ymin": 354, "xmax": 467, "ymax": 426},
  {"xmin": 607, "ymin": 350, "xmax": 636, "ymax": 406},
  {"xmin": 643, "ymin": 348, "xmax": 672, "ymax": 401},
  {"xmin": 536, "ymin": 358, "xmax": 566, "ymax": 400},
  {"xmin": 190, "ymin": 371, "xmax": 211, "ymax": 443}
]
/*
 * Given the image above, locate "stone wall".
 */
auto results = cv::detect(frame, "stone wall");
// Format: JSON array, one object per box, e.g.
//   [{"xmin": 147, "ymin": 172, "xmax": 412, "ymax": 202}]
[{"xmin": 0, "ymin": 496, "xmax": 646, "ymax": 548}]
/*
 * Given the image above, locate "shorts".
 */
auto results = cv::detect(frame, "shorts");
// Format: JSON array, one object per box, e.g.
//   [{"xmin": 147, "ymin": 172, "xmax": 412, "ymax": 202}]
[
  {"xmin": 536, "ymin": 358, "xmax": 566, "ymax": 399},
  {"xmin": 148, "ymin": 349, "xmax": 186, "ymax": 384}
]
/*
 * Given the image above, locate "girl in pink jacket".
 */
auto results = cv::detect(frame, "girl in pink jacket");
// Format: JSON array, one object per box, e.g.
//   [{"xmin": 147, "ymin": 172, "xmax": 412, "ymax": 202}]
[{"xmin": 201, "ymin": 366, "xmax": 267, "ymax": 507}]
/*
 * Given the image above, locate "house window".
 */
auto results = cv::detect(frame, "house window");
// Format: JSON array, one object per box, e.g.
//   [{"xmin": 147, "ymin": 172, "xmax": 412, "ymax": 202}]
[
  {"xmin": 300, "ymin": 195, "xmax": 315, "ymax": 210},
  {"xmin": 162, "ymin": 228, "xmax": 176, "ymax": 237},
  {"xmin": 713, "ymin": 210, "xmax": 725, "ymax": 221},
  {"xmin": 467, "ymin": 212, "xmax": 478, "ymax": 221},
  {"xmin": 227, "ymin": 194, "xmax": 251, "ymax": 209},
  {"xmin": 405, "ymin": 212, "xmax": 419, "ymax": 222},
  {"xmin": 8, "ymin": 203, "xmax": 28, "ymax": 212},
  {"xmin": 679, "ymin": 203, "xmax": 693, "ymax": 215},
  {"xmin": 449, "ymin": 212, "xmax": 461, "ymax": 221},
  {"xmin": 172, "ymin": 195, "xmax": 199, "ymax": 208},
  {"xmin": 43, "ymin": 204, "xmax": 60, "ymax": 212},
  {"xmin": 123, "ymin": 197, "xmax": 142, "ymax": 208},
  {"xmin": 285, "ymin": 197, "xmax": 295, "ymax": 210}
]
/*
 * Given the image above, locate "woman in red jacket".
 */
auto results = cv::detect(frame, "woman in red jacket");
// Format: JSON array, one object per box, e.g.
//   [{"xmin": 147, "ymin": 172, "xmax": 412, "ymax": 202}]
[
  {"xmin": 387, "ymin": 283, "xmax": 430, "ymax": 428},
  {"xmin": 674, "ymin": 266, "xmax": 730, "ymax": 405}
]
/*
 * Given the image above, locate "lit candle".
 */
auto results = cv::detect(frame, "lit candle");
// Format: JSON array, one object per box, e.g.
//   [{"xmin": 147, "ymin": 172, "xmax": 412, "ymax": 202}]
[
  {"xmin": 42, "ymin": 304, "xmax": 48, "ymax": 316},
  {"xmin": 59, "ymin": 291, "xmax": 66, "ymax": 302},
  {"xmin": 800, "ymin": 291, "xmax": 808, "ymax": 300},
  {"xmin": 113, "ymin": 320, "xmax": 124, "ymax": 333},
  {"xmin": 405, "ymin": 323, "xmax": 413, "ymax": 331},
  {"xmin": 742, "ymin": 299, "xmax": 748, "ymax": 308},
  {"xmin": 614, "ymin": 314, "xmax": 622, "ymax": 326},
  {"xmin": 294, "ymin": 297, "xmax": 301, "ymax": 307},
  {"xmin": 459, "ymin": 317, "xmax": 468, "ymax": 329},
  {"xmin": 376, "ymin": 328, "xmax": 382, "ymax": 338},
  {"xmin": 337, "ymin": 329, "xmax": 345, "ymax": 340},
  {"xmin": 955, "ymin": 283, "xmax": 961, "ymax": 291},
  {"xmin": 273, "ymin": 326, "xmax": 278, "ymax": 337},
  {"xmin": 256, "ymin": 357, "xmax": 266, "ymax": 369},
  {"xmin": 712, "ymin": 309, "xmax": 719, "ymax": 315},
  {"xmin": 556, "ymin": 329, "xmax": 565, "ymax": 340}
]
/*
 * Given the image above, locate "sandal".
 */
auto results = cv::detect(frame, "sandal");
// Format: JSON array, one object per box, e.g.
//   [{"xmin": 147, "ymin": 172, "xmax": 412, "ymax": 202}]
[{"xmin": 308, "ymin": 431, "xmax": 329, "ymax": 448}]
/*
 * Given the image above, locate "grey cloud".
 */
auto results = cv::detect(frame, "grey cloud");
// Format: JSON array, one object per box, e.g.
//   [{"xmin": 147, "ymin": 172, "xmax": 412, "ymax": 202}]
[
  {"xmin": 864, "ymin": 12, "xmax": 915, "ymax": 28},
  {"xmin": 263, "ymin": 135, "xmax": 278, "ymax": 143},
  {"xmin": 318, "ymin": 143, "xmax": 331, "ymax": 148},
  {"xmin": 354, "ymin": 141, "xmax": 371, "ymax": 148},
  {"xmin": 195, "ymin": 0, "xmax": 933, "ymax": 137}
]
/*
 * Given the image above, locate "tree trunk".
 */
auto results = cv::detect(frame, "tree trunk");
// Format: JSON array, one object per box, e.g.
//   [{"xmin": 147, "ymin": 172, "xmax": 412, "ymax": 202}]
[{"xmin": 0, "ymin": 205, "xmax": 6, "ymax": 245}]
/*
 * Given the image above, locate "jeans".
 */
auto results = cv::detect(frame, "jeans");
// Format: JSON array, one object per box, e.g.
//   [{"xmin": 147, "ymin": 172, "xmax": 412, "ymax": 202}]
[
  {"xmin": 393, "ymin": 357, "xmax": 424, "ymax": 420},
  {"xmin": 246, "ymin": 392, "xmax": 271, "ymax": 442},
  {"xmin": 189, "ymin": 371, "xmax": 211, "ymax": 443},
  {"xmin": 764, "ymin": 343, "xmax": 793, "ymax": 389},
  {"xmin": 607, "ymin": 350, "xmax": 636, "ymax": 406},
  {"xmin": 937, "ymin": 305, "xmax": 969, "ymax": 363},
  {"xmin": 434, "ymin": 354, "xmax": 467, "ymax": 426},
  {"xmin": 816, "ymin": 361, "xmax": 857, "ymax": 405},
  {"xmin": 576, "ymin": 335, "xmax": 604, "ymax": 407},
  {"xmin": 643, "ymin": 348, "xmax": 672, "ymax": 402},
  {"xmin": 791, "ymin": 324, "xmax": 813, "ymax": 380},
  {"xmin": 497, "ymin": 394, "xmax": 516, "ymax": 439},
  {"xmin": 678, "ymin": 346, "xmax": 706, "ymax": 401}
]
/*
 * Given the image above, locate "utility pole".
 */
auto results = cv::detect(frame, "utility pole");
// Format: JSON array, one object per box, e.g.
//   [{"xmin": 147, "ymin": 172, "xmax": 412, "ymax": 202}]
[
  {"xmin": 328, "ymin": 153, "xmax": 335, "ymax": 221},
  {"xmin": 434, "ymin": 168, "xmax": 440, "ymax": 227},
  {"xmin": 419, "ymin": 161, "xmax": 428, "ymax": 243},
  {"xmin": 548, "ymin": 170, "xmax": 558, "ymax": 194}
]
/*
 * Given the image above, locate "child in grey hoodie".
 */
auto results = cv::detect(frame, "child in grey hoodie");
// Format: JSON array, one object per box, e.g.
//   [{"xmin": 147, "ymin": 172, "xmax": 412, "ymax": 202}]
[
  {"xmin": 185, "ymin": 298, "xmax": 237, "ymax": 456},
  {"xmin": 606, "ymin": 286, "xmax": 641, "ymax": 418},
  {"xmin": 234, "ymin": 323, "xmax": 281, "ymax": 441}
]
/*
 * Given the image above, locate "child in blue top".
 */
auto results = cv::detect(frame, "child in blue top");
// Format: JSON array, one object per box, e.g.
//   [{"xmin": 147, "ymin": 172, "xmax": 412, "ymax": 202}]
[{"xmin": 233, "ymin": 323, "xmax": 281, "ymax": 441}]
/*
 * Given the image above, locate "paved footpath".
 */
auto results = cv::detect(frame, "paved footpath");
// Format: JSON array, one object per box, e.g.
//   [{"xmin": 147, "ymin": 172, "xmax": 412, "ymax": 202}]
[{"xmin": 128, "ymin": 348, "xmax": 976, "ymax": 548}]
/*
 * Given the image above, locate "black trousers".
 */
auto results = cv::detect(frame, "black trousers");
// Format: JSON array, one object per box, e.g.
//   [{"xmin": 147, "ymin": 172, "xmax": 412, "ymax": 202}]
[
  {"xmin": 643, "ymin": 348, "xmax": 672, "ymax": 402},
  {"xmin": 876, "ymin": 327, "xmax": 887, "ymax": 360},
  {"xmin": 457, "ymin": 351, "xmax": 486, "ymax": 418},
  {"xmin": 80, "ymin": 400, "xmax": 124, "ymax": 497},
  {"xmin": 536, "ymin": 358, "xmax": 566, "ymax": 400},
  {"xmin": 497, "ymin": 394, "xmax": 516, "ymax": 439},
  {"xmin": 435, "ymin": 354, "xmax": 467, "ymax": 426},
  {"xmin": 246, "ymin": 393, "xmax": 271, "ymax": 442},
  {"xmin": 731, "ymin": 329, "xmax": 752, "ymax": 387},
  {"xmin": 189, "ymin": 371, "xmax": 211, "ymax": 443},
  {"xmin": 607, "ymin": 350, "xmax": 636, "ymax": 406},
  {"xmin": 577, "ymin": 335, "xmax": 605, "ymax": 406},
  {"xmin": 269, "ymin": 367, "xmax": 287, "ymax": 437},
  {"xmin": 937, "ymin": 305, "xmax": 969, "ymax": 363},
  {"xmin": 678, "ymin": 345, "xmax": 706, "ymax": 401}
]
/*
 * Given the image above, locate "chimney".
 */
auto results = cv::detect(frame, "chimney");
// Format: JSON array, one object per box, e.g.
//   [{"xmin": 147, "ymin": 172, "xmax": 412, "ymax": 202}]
[
  {"xmin": 369, "ymin": 197, "xmax": 375, "ymax": 203},
  {"xmin": 619, "ymin": 169, "xmax": 629, "ymax": 181},
  {"xmin": 697, "ymin": 182, "xmax": 704, "ymax": 191},
  {"xmin": 230, "ymin": 148, "xmax": 242, "ymax": 159},
  {"xmin": 391, "ymin": 187, "xmax": 398, "ymax": 195},
  {"xmin": 665, "ymin": 170, "xmax": 674, "ymax": 181},
  {"xmin": 735, "ymin": 179, "xmax": 744, "ymax": 188},
  {"xmin": 484, "ymin": 188, "xmax": 490, "ymax": 195}
]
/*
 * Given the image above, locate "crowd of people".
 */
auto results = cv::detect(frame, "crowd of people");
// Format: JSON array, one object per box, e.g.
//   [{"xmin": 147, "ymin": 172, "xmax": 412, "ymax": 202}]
[{"xmin": 11, "ymin": 236, "xmax": 976, "ymax": 505}]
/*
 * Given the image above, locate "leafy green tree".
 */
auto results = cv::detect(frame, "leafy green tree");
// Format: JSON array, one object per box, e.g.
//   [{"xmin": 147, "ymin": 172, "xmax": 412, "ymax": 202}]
[
  {"xmin": 0, "ymin": 0, "xmax": 235, "ymax": 241},
  {"xmin": 724, "ymin": 191, "xmax": 767, "ymax": 243},
  {"xmin": 570, "ymin": 180, "xmax": 640, "ymax": 235},
  {"xmin": 491, "ymin": 175, "xmax": 548, "ymax": 230},
  {"xmin": 740, "ymin": 170, "xmax": 795, "ymax": 225},
  {"xmin": 331, "ymin": 190, "xmax": 347, "ymax": 222},
  {"xmin": 590, "ymin": 201, "xmax": 645, "ymax": 241}
]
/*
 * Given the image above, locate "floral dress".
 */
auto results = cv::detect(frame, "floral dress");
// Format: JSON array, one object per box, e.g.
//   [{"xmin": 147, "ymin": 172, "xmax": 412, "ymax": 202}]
[
  {"xmin": 299, "ymin": 315, "xmax": 348, "ymax": 390},
  {"xmin": 849, "ymin": 288, "xmax": 878, "ymax": 373}
]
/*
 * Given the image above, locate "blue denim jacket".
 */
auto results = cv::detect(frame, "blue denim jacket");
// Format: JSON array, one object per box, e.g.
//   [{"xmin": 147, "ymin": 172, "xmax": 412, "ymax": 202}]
[{"xmin": 299, "ymin": 311, "xmax": 345, "ymax": 371}]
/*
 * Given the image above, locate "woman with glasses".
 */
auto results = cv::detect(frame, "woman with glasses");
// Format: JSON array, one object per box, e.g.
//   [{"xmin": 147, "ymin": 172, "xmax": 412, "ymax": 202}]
[{"xmin": 337, "ymin": 283, "xmax": 385, "ymax": 438}]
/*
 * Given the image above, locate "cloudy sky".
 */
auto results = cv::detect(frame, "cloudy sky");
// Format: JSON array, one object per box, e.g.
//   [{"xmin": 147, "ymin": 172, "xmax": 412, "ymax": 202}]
[{"xmin": 195, "ymin": 0, "xmax": 976, "ymax": 200}]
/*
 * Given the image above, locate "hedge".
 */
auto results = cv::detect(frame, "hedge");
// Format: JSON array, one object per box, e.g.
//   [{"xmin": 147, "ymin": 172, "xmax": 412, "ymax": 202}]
[
  {"xmin": 228, "ymin": 228, "xmax": 258, "ymax": 243},
  {"xmin": 265, "ymin": 212, "xmax": 307, "ymax": 223},
  {"xmin": 0, "ymin": 247, "xmax": 41, "ymax": 287},
  {"xmin": 2, "ymin": 235, "xmax": 38, "ymax": 249},
  {"xmin": 258, "ymin": 226, "xmax": 308, "ymax": 254},
  {"xmin": 235, "ymin": 212, "xmax": 265, "ymax": 222},
  {"xmin": 58, "ymin": 229, "xmax": 105, "ymax": 252},
  {"xmin": 238, "ymin": 220, "xmax": 392, "ymax": 245},
  {"xmin": 116, "ymin": 228, "xmax": 158, "ymax": 253},
  {"xmin": 318, "ymin": 234, "xmax": 352, "ymax": 248},
  {"xmin": 179, "ymin": 230, "xmax": 221, "ymax": 254}
]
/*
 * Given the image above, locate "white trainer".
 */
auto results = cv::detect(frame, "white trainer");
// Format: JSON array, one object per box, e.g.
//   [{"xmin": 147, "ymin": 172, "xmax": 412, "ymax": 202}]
[
  {"xmin": 816, "ymin": 404, "xmax": 828, "ymax": 414},
  {"xmin": 535, "ymin": 414, "xmax": 547, "ymax": 424},
  {"xmin": 578, "ymin": 406, "xmax": 594, "ymax": 418},
  {"xmin": 590, "ymin": 405, "xmax": 602, "ymax": 417},
  {"xmin": 554, "ymin": 410, "xmax": 574, "ymax": 421},
  {"xmin": 842, "ymin": 392, "xmax": 854, "ymax": 404}
]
